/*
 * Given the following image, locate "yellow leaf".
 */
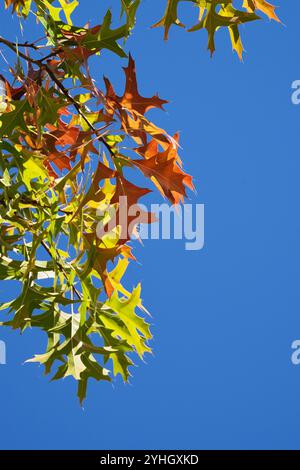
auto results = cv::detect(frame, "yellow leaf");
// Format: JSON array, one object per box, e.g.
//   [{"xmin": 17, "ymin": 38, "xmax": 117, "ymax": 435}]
[
  {"xmin": 243, "ymin": 0, "xmax": 280, "ymax": 22},
  {"xmin": 58, "ymin": 0, "xmax": 79, "ymax": 25}
]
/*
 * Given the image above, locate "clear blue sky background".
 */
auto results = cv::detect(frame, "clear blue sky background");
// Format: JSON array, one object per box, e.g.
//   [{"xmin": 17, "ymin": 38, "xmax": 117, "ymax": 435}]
[{"xmin": 0, "ymin": 0, "xmax": 299, "ymax": 450}]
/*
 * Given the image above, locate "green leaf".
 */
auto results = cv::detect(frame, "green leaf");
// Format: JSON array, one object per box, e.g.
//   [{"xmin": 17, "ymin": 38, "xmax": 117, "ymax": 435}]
[
  {"xmin": 22, "ymin": 157, "xmax": 48, "ymax": 190},
  {"xmin": 0, "ymin": 100, "xmax": 31, "ymax": 137},
  {"xmin": 189, "ymin": 2, "xmax": 260, "ymax": 56},
  {"xmin": 103, "ymin": 285, "xmax": 152, "ymax": 358},
  {"xmin": 58, "ymin": 0, "xmax": 79, "ymax": 25},
  {"xmin": 120, "ymin": 0, "xmax": 141, "ymax": 32},
  {"xmin": 81, "ymin": 10, "xmax": 128, "ymax": 57},
  {"xmin": 152, "ymin": 0, "xmax": 192, "ymax": 39}
]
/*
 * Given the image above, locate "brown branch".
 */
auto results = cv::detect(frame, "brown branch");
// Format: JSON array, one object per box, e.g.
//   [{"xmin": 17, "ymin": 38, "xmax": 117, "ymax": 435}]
[
  {"xmin": 0, "ymin": 35, "xmax": 116, "ymax": 159},
  {"xmin": 43, "ymin": 63, "xmax": 116, "ymax": 158},
  {"xmin": 0, "ymin": 36, "xmax": 41, "ymax": 65}
]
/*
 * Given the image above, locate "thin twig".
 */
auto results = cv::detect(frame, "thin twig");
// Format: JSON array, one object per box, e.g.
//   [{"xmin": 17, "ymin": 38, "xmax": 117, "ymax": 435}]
[
  {"xmin": 0, "ymin": 36, "xmax": 41, "ymax": 65},
  {"xmin": 0, "ymin": 35, "xmax": 116, "ymax": 159},
  {"xmin": 41, "ymin": 239, "xmax": 82, "ymax": 300},
  {"xmin": 44, "ymin": 63, "xmax": 116, "ymax": 158}
]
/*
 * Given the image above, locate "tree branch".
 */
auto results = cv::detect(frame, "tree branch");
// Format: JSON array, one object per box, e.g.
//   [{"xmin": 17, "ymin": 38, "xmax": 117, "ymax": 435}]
[{"xmin": 0, "ymin": 35, "xmax": 116, "ymax": 159}]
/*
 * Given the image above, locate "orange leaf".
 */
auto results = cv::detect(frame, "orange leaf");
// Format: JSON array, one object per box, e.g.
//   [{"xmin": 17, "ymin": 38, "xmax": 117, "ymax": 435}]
[{"xmin": 243, "ymin": 0, "xmax": 280, "ymax": 22}]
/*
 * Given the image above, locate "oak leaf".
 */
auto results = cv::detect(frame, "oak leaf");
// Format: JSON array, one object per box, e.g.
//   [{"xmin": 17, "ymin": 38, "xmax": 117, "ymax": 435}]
[
  {"xmin": 133, "ymin": 137, "xmax": 194, "ymax": 205},
  {"xmin": 243, "ymin": 0, "xmax": 280, "ymax": 22}
]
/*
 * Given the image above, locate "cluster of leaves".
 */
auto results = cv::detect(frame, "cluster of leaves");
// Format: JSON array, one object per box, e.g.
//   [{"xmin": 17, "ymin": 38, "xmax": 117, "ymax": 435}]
[
  {"xmin": 153, "ymin": 0, "xmax": 280, "ymax": 59},
  {"xmin": 6, "ymin": 0, "xmax": 281, "ymax": 58},
  {"xmin": 0, "ymin": 0, "xmax": 279, "ymax": 402}
]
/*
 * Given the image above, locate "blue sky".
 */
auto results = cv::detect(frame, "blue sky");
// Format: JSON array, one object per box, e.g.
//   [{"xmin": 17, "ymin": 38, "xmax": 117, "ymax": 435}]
[{"xmin": 1, "ymin": 0, "xmax": 300, "ymax": 450}]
